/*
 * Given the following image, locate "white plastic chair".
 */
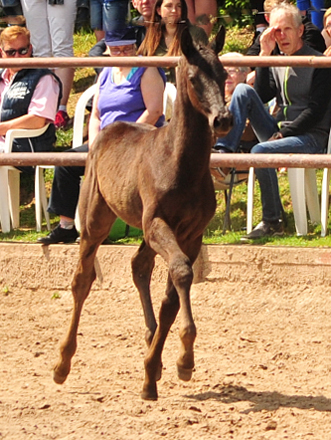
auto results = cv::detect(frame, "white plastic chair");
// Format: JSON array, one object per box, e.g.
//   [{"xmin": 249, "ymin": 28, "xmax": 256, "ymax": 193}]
[
  {"xmin": 72, "ymin": 83, "xmax": 97, "ymax": 149},
  {"xmin": 0, "ymin": 124, "xmax": 50, "ymax": 233},
  {"xmin": 163, "ymin": 82, "xmax": 177, "ymax": 117},
  {"xmin": 35, "ymin": 84, "xmax": 98, "ymax": 232},
  {"xmin": 246, "ymin": 163, "xmax": 321, "ymax": 237},
  {"xmin": 320, "ymin": 129, "xmax": 331, "ymax": 236}
]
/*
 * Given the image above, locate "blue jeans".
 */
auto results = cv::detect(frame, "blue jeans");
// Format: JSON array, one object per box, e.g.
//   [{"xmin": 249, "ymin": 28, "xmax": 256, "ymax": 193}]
[
  {"xmin": 90, "ymin": 0, "xmax": 103, "ymax": 30},
  {"xmin": 216, "ymin": 83, "xmax": 324, "ymax": 222},
  {"xmin": 297, "ymin": 0, "xmax": 324, "ymax": 30},
  {"xmin": 103, "ymin": 0, "xmax": 128, "ymax": 32},
  {"xmin": 90, "ymin": 0, "xmax": 128, "ymax": 31}
]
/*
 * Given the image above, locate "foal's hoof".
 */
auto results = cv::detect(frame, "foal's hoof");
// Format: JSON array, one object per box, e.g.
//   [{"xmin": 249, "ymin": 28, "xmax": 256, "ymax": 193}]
[
  {"xmin": 155, "ymin": 363, "xmax": 162, "ymax": 382},
  {"xmin": 177, "ymin": 365, "xmax": 193, "ymax": 382},
  {"xmin": 141, "ymin": 384, "xmax": 158, "ymax": 401},
  {"xmin": 53, "ymin": 369, "xmax": 68, "ymax": 385}
]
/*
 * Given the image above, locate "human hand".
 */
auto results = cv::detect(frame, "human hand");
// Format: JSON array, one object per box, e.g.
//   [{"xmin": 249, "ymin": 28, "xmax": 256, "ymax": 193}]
[
  {"xmin": 260, "ymin": 27, "xmax": 276, "ymax": 56},
  {"xmin": 246, "ymin": 70, "xmax": 255, "ymax": 87},
  {"xmin": 268, "ymin": 132, "xmax": 283, "ymax": 141},
  {"xmin": 324, "ymin": 45, "xmax": 331, "ymax": 57},
  {"xmin": 0, "ymin": 123, "xmax": 7, "ymax": 137}
]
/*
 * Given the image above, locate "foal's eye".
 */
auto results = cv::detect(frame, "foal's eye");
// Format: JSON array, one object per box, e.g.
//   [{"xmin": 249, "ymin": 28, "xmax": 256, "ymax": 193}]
[{"xmin": 189, "ymin": 75, "xmax": 197, "ymax": 86}]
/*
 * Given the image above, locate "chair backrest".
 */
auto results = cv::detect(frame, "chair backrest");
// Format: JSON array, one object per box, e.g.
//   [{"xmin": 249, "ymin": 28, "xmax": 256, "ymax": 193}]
[
  {"xmin": 72, "ymin": 82, "xmax": 176, "ymax": 150},
  {"xmin": 72, "ymin": 83, "xmax": 98, "ymax": 149},
  {"xmin": 326, "ymin": 127, "xmax": 331, "ymax": 155},
  {"xmin": 4, "ymin": 125, "xmax": 50, "ymax": 153},
  {"xmin": 163, "ymin": 82, "xmax": 177, "ymax": 117}
]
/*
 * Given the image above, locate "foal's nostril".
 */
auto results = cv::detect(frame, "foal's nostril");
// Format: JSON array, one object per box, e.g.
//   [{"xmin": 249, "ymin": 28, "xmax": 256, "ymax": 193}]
[{"xmin": 213, "ymin": 111, "xmax": 233, "ymax": 134}]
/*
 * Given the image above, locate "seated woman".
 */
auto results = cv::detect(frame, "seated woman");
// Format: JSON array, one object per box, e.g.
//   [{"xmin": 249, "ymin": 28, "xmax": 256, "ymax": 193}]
[
  {"xmin": 38, "ymin": 27, "xmax": 166, "ymax": 245},
  {"xmin": 137, "ymin": 0, "xmax": 208, "ymax": 84},
  {"xmin": 211, "ymin": 53, "xmax": 257, "ymax": 184}
]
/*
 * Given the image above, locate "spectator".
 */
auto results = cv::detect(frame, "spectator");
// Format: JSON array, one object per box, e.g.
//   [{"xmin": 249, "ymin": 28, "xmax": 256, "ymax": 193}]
[
  {"xmin": 20, "ymin": 0, "xmax": 76, "ymax": 129},
  {"xmin": 2, "ymin": 14, "xmax": 26, "ymax": 28},
  {"xmin": 322, "ymin": 7, "xmax": 331, "ymax": 53},
  {"xmin": 185, "ymin": 0, "xmax": 217, "ymax": 36},
  {"xmin": 246, "ymin": 0, "xmax": 326, "ymax": 85},
  {"xmin": 219, "ymin": 54, "xmax": 256, "ymax": 153},
  {"xmin": 89, "ymin": 0, "xmax": 157, "ymax": 72},
  {"xmin": 251, "ymin": 0, "xmax": 268, "ymax": 36},
  {"xmin": 0, "ymin": 25, "xmax": 61, "ymax": 173},
  {"xmin": 1, "ymin": 0, "xmax": 23, "ymax": 17},
  {"xmin": 90, "ymin": 0, "xmax": 106, "ymax": 42},
  {"xmin": 247, "ymin": 0, "xmax": 326, "ymax": 55},
  {"xmin": 213, "ymin": 3, "xmax": 331, "ymax": 240},
  {"xmin": 137, "ymin": 0, "xmax": 208, "ymax": 84},
  {"xmin": 0, "ymin": 0, "xmax": 25, "ymax": 29},
  {"xmin": 211, "ymin": 53, "xmax": 256, "ymax": 184},
  {"xmin": 297, "ymin": 0, "xmax": 325, "ymax": 31},
  {"xmin": 90, "ymin": 0, "xmax": 130, "ymax": 42},
  {"xmin": 38, "ymin": 27, "xmax": 165, "ymax": 245}
]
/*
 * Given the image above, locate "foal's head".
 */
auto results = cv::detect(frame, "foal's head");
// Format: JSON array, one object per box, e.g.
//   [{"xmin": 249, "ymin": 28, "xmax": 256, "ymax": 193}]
[{"xmin": 179, "ymin": 26, "xmax": 232, "ymax": 137}]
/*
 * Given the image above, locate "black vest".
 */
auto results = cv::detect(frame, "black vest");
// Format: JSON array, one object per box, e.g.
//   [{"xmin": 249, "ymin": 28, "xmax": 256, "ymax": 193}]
[{"xmin": 0, "ymin": 68, "xmax": 62, "ymax": 172}]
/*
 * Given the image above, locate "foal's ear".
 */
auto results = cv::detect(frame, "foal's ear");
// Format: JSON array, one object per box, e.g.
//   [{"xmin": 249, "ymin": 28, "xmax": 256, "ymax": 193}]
[
  {"xmin": 180, "ymin": 27, "xmax": 198, "ymax": 61},
  {"xmin": 209, "ymin": 26, "xmax": 225, "ymax": 55}
]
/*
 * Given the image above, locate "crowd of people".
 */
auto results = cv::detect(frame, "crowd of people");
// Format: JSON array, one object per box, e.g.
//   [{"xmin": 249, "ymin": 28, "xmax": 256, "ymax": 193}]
[{"xmin": 1, "ymin": 0, "xmax": 331, "ymax": 242}]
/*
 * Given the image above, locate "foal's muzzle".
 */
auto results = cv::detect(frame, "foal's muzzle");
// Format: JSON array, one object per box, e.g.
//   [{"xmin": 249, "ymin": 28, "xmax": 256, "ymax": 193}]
[{"xmin": 212, "ymin": 109, "xmax": 233, "ymax": 137}]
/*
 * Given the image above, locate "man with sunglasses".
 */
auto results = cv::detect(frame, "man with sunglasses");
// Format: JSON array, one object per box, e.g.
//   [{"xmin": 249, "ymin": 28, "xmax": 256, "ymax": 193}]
[{"xmin": 0, "ymin": 25, "xmax": 61, "ymax": 173}]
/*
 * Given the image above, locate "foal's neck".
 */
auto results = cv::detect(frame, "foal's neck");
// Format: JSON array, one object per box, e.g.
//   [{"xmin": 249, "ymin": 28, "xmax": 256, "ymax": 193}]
[
  {"xmin": 165, "ymin": 77, "xmax": 213, "ymax": 180},
  {"xmin": 172, "ymin": 73, "xmax": 213, "ymax": 156}
]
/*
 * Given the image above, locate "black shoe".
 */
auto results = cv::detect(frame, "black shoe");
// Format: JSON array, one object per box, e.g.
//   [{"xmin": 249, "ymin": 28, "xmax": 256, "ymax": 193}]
[
  {"xmin": 212, "ymin": 146, "xmax": 233, "ymax": 154},
  {"xmin": 241, "ymin": 220, "xmax": 284, "ymax": 241},
  {"xmin": 37, "ymin": 224, "xmax": 79, "ymax": 245},
  {"xmin": 76, "ymin": 236, "xmax": 110, "ymax": 245}
]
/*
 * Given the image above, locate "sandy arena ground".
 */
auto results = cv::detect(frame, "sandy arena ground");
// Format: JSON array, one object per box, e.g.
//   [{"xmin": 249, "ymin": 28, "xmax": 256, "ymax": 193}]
[{"xmin": 1, "ymin": 244, "xmax": 331, "ymax": 439}]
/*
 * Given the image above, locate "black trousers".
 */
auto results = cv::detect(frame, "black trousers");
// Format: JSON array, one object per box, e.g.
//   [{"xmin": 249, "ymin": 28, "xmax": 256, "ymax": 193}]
[{"xmin": 47, "ymin": 144, "xmax": 87, "ymax": 219}]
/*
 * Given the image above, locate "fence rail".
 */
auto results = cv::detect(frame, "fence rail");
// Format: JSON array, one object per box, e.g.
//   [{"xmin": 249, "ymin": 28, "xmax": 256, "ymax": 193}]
[
  {"xmin": 2, "ymin": 55, "xmax": 331, "ymax": 69},
  {"xmin": 1, "ymin": 153, "xmax": 331, "ymax": 169},
  {"xmin": 1, "ymin": 56, "xmax": 331, "ymax": 170}
]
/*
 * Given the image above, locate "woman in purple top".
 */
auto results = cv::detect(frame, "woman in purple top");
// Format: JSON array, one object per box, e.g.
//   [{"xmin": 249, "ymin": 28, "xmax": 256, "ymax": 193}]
[
  {"xmin": 88, "ymin": 27, "xmax": 166, "ymax": 147},
  {"xmin": 38, "ymin": 27, "xmax": 166, "ymax": 245}
]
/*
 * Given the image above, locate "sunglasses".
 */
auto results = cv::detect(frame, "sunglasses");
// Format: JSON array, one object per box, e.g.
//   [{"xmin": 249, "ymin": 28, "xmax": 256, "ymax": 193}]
[
  {"xmin": 109, "ymin": 45, "xmax": 134, "ymax": 55},
  {"xmin": 2, "ymin": 45, "xmax": 30, "ymax": 57},
  {"xmin": 225, "ymin": 68, "xmax": 243, "ymax": 77}
]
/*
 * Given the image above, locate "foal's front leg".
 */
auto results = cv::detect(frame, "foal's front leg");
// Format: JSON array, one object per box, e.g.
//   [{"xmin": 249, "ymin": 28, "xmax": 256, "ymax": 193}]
[
  {"xmin": 141, "ymin": 273, "xmax": 180, "ymax": 400},
  {"xmin": 141, "ymin": 219, "xmax": 198, "ymax": 400}
]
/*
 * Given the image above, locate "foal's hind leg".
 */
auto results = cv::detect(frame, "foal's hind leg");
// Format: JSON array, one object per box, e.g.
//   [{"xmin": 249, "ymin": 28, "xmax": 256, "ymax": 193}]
[{"xmin": 53, "ymin": 180, "xmax": 115, "ymax": 384}]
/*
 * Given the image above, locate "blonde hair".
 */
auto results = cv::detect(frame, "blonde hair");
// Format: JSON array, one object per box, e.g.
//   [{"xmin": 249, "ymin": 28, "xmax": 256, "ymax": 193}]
[
  {"xmin": 0, "ymin": 25, "xmax": 30, "ymax": 48},
  {"xmin": 270, "ymin": 2, "xmax": 303, "ymax": 28},
  {"xmin": 324, "ymin": 7, "xmax": 331, "ymax": 28},
  {"xmin": 263, "ymin": 0, "xmax": 289, "ymax": 14}
]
